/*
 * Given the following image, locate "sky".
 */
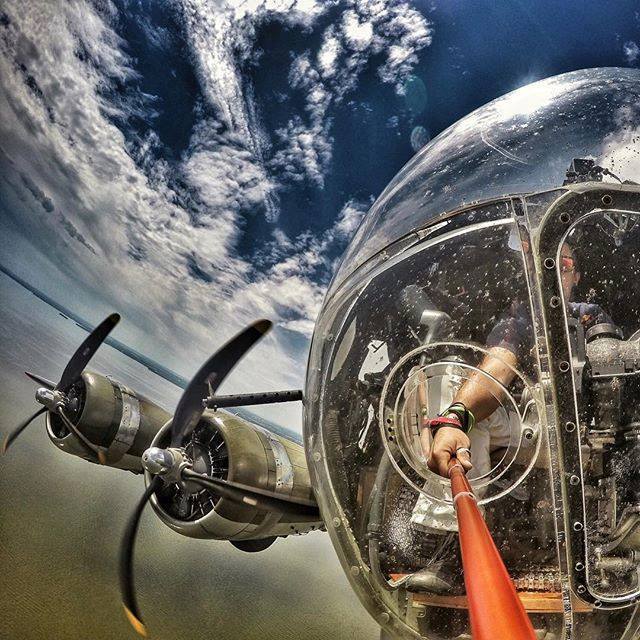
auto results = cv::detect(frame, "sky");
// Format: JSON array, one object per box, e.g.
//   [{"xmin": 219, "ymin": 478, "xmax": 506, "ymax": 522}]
[{"xmin": 1, "ymin": 0, "xmax": 640, "ymax": 430}]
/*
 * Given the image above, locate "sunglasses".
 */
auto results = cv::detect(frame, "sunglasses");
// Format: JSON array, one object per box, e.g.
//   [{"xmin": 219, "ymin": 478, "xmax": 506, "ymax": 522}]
[{"xmin": 560, "ymin": 255, "xmax": 577, "ymax": 273}]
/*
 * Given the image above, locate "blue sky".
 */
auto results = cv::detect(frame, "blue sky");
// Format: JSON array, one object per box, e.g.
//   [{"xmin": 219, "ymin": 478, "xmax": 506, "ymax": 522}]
[{"xmin": 1, "ymin": 0, "xmax": 639, "ymax": 428}]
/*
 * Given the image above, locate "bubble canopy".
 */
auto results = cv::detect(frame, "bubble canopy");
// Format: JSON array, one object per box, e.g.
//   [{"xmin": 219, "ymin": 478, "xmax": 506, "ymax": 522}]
[{"xmin": 331, "ymin": 67, "xmax": 640, "ymax": 295}]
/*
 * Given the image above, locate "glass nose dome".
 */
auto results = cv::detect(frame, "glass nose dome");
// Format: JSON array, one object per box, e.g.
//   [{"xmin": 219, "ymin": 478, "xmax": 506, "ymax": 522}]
[
  {"xmin": 331, "ymin": 67, "xmax": 640, "ymax": 297},
  {"xmin": 306, "ymin": 67, "xmax": 640, "ymax": 640}
]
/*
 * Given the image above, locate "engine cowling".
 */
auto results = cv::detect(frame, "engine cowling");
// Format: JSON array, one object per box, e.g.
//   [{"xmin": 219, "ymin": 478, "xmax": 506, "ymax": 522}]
[
  {"xmin": 44, "ymin": 371, "xmax": 323, "ymax": 543},
  {"xmin": 46, "ymin": 371, "xmax": 170, "ymax": 472},
  {"xmin": 146, "ymin": 412, "xmax": 323, "ymax": 541}
]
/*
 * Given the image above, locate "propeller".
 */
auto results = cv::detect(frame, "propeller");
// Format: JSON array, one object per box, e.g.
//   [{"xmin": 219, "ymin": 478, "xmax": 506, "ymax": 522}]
[
  {"xmin": 119, "ymin": 319, "xmax": 320, "ymax": 636},
  {"xmin": 2, "ymin": 407, "xmax": 47, "ymax": 454},
  {"xmin": 24, "ymin": 371, "xmax": 55, "ymax": 389},
  {"xmin": 180, "ymin": 469, "xmax": 320, "ymax": 518},
  {"xmin": 2, "ymin": 313, "xmax": 120, "ymax": 458},
  {"xmin": 120, "ymin": 476, "xmax": 162, "ymax": 638},
  {"xmin": 169, "ymin": 319, "xmax": 272, "ymax": 447}
]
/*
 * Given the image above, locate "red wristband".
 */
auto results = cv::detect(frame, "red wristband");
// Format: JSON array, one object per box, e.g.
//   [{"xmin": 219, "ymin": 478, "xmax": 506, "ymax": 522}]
[{"xmin": 423, "ymin": 415, "xmax": 464, "ymax": 435}]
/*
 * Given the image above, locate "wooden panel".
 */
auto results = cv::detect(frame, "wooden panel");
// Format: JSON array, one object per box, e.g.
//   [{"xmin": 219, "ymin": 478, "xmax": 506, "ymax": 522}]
[{"xmin": 389, "ymin": 575, "xmax": 594, "ymax": 613}]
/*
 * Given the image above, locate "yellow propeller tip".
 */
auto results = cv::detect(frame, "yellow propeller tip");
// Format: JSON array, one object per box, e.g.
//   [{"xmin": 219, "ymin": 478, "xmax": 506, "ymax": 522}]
[
  {"xmin": 124, "ymin": 606, "xmax": 148, "ymax": 637},
  {"xmin": 97, "ymin": 449, "xmax": 107, "ymax": 465}
]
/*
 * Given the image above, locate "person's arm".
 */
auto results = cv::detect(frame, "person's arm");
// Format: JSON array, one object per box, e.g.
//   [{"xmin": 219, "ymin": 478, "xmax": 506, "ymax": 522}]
[
  {"xmin": 452, "ymin": 347, "xmax": 518, "ymax": 422},
  {"xmin": 423, "ymin": 347, "xmax": 518, "ymax": 477}
]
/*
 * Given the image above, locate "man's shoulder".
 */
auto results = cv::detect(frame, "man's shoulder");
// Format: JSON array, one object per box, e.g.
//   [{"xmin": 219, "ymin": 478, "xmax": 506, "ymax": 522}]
[{"xmin": 568, "ymin": 301, "xmax": 613, "ymax": 327}]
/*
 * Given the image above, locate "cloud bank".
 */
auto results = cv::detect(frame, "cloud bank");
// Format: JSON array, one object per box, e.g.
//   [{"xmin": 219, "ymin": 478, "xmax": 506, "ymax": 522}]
[{"xmin": 0, "ymin": 0, "xmax": 431, "ymax": 428}]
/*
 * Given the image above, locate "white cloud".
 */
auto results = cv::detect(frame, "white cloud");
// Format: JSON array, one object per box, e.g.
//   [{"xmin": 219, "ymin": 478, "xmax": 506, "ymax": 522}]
[
  {"xmin": 176, "ymin": 0, "xmax": 432, "ymax": 194},
  {"xmin": 233, "ymin": 199, "xmax": 370, "ymax": 338},
  {"xmin": 272, "ymin": 0, "xmax": 432, "ymax": 185},
  {"xmin": 334, "ymin": 198, "xmax": 368, "ymax": 239},
  {"xmin": 0, "ymin": 1, "xmax": 297, "ymax": 405},
  {"xmin": 317, "ymin": 27, "xmax": 342, "ymax": 79},
  {"xmin": 623, "ymin": 40, "xmax": 640, "ymax": 65},
  {"xmin": 343, "ymin": 10, "xmax": 374, "ymax": 51},
  {"xmin": 0, "ymin": 0, "xmax": 423, "ymax": 429},
  {"xmin": 598, "ymin": 102, "xmax": 640, "ymax": 181},
  {"xmin": 374, "ymin": 4, "xmax": 432, "ymax": 89},
  {"xmin": 271, "ymin": 116, "xmax": 333, "ymax": 187}
]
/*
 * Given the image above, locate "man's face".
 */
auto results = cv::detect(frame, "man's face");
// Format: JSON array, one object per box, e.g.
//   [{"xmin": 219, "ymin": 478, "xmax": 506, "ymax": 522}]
[{"xmin": 560, "ymin": 243, "xmax": 580, "ymax": 301}]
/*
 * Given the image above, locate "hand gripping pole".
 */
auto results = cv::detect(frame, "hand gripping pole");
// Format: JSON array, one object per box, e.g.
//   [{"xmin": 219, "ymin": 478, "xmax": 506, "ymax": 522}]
[{"xmin": 448, "ymin": 460, "xmax": 536, "ymax": 640}]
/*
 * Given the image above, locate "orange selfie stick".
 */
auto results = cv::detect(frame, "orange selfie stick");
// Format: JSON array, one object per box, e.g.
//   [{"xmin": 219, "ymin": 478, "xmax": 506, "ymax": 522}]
[{"xmin": 448, "ymin": 459, "xmax": 536, "ymax": 640}]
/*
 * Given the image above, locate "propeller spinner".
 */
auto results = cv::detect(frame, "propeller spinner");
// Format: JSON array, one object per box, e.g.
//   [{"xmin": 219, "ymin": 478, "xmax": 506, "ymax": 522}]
[{"xmin": 2, "ymin": 313, "xmax": 120, "ymax": 461}]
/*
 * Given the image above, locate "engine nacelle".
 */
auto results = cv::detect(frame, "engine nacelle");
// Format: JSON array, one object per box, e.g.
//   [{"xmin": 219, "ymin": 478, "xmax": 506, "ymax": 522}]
[
  {"xmin": 46, "ymin": 371, "xmax": 170, "ymax": 473},
  {"xmin": 146, "ymin": 412, "xmax": 323, "ymax": 542}
]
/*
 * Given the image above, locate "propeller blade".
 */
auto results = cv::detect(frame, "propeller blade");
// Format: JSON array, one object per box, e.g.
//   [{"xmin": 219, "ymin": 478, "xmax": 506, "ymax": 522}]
[
  {"xmin": 24, "ymin": 371, "xmax": 55, "ymax": 389},
  {"xmin": 170, "ymin": 320, "xmax": 271, "ymax": 447},
  {"xmin": 119, "ymin": 476, "xmax": 162, "ymax": 638},
  {"xmin": 58, "ymin": 410, "xmax": 107, "ymax": 465},
  {"xmin": 182, "ymin": 468, "xmax": 320, "ymax": 520},
  {"xmin": 57, "ymin": 313, "xmax": 120, "ymax": 391},
  {"xmin": 2, "ymin": 407, "xmax": 47, "ymax": 454}
]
